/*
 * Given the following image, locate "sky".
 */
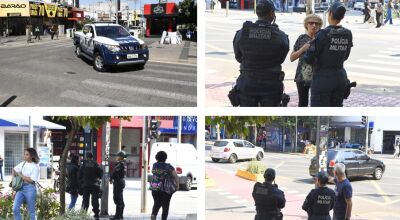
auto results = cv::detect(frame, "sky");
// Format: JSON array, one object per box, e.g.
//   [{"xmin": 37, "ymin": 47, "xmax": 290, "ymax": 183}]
[{"xmin": 80, "ymin": 0, "xmax": 183, "ymax": 10}]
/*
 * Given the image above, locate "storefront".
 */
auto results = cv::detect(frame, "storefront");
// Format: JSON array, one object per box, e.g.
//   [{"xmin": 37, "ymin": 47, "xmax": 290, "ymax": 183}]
[
  {"xmin": 0, "ymin": 0, "xmax": 30, "ymax": 36},
  {"xmin": 143, "ymin": 2, "xmax": 178, "ymax": 37},
  {"xmin": 29, "ymin": 1, "xmax": 69, "ymax": 34}
]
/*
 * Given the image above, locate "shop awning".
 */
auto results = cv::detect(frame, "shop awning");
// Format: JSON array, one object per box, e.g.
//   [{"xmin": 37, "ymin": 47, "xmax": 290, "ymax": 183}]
[{"xmin": 0, "ymin": 117, "xmax": 66, "ymax": 129}]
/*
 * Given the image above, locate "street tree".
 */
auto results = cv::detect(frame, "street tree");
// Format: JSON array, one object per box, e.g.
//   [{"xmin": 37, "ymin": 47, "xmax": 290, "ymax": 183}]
[
  {"xmin": 178, "ymin": 0, "xmax": 197, "ymax": 29},
  {"xmin": 53, "ymin": 116, "xmax": 131, "ymax": 215}
]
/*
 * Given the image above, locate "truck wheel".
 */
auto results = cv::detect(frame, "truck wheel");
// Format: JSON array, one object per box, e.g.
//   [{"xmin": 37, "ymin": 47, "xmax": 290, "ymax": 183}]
[
  {"xmin": 182, "ymin": 176, "xmax": 192, "ymax": 191},
  {"xmin": 373, "ymin": 167, "xmax": 383, "ymax": 180},
  {"xmin": 93, "ymin": 52, "xmax": 107, "ymax": 72},
  {"xmin": 75, "ymin": 45, "xmax": 82, "ymax": 58}
]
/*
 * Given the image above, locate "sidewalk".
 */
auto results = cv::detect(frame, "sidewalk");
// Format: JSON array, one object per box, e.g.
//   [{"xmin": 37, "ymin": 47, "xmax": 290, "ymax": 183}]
[
  {"xmin": 0, "ymin": 35, "xmax": 70, "ymax": 46},
  {"xmin": 146, "ymin": 38, "xmax": 197, "ymax": 65}
]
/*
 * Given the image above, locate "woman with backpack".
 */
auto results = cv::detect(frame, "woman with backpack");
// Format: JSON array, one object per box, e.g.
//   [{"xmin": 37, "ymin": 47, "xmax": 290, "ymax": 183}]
[
  {"xmin": 12, "ymin": 148, "xmax": 40, "ymax": 220},
  {"xmin": 149, "ymin": 151, "xmax": 179, "ymax": 220}
]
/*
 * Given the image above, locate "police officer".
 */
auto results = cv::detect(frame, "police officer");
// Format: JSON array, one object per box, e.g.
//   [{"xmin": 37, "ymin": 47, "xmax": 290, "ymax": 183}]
[
  {"xmin": 79, "ymin": 152, "xmax": 103, "ymax": 220},
  {"xmin": 303, "ymin": 2, "xmax": 353, "ymax": 107},
  {"xmin": 109, "ymin": 151, "xmax": 126, "ymax": 220},
  {"xmin": 302, "ymin": 171, "xmax": 336, "ymax": 220},
  {"xmin": 252, "ymin": 168, "xmax": 286, "ymax": 220},
  {"xmin": 233, "ymin": 0, "xmax": 289, "ymax": 107}
]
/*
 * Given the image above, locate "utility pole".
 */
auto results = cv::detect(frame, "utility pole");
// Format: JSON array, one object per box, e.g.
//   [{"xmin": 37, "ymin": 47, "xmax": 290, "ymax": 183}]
[
  {"xmin": 29, "ymin": 116, "xmax": 34, "ymax": 148},
  {"xmin": 365, "ymin": 116, "xmax": 369, "ymax": 154},
  {"xmin": 140, "ymin": 116, "xmax": 148, "ymax": 213},
  {"xmin": 100, "ymin": 122, "xmax": 111, "ymax": 216},
  {"xmin": 178, "ymin": 116, "xmax": 182, "ymax": 143},
  {"xmin": 118, "ymin": 118, "xmax": 123, "ymax": 151},
  {"xmin": 295, "ymin": 116, "xmax": 298, "ymax": 153},
  {"xmin": 116, "ymin": 0, "xmax": 119, "ymax": 24},
  {"xmin": 254, "ymin": 0, "xmax": 257, "ymax": 14},
  {"xmin": 315, "ymin": 116, "xmax": 321, "ymax": 189}
]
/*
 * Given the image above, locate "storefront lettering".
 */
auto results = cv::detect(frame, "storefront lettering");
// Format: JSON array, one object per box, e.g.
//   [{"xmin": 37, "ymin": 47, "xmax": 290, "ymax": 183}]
[
  {"xmin": 45, "ymin": 3, "xmax": 57, "ymax": 18},
  {"xmin": 153, "ymin": 5, "xmax": 164, "ymax": 14},
  {"xmin": 0, "ymin": 4, "xmax": 27, "ymax": 8},
  {"xmin": 30, "ymin": 3, "xmax": 45, "ymax": 16}
]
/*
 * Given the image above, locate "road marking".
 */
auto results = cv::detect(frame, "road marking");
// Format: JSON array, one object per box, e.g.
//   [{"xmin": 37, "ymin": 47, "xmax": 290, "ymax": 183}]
[
  {"xmin": 346, "ymin": 64, "xmax": 400, "ymax": 74},
  {"xmin": 274, "ymin": 161, "xmax": 285, "ymax": 170},
  {"xmin": 206, "ymin": 44, "xmax": 233, "ymax": 53},
  {"xmin": 142, "ymin": 68, "xmax": 197, "ymax": 78},
  {"xmin": 210, "ymin": 189, "xmax": 225, "ymax": 192},
  {"xmin": 206, "ymin": 26, "xmax": 236, "ymax": 34},
  {"xmin": 59, "ymin": 90, "xmax": 136, "ymax": 106},
  {"xmin": 378, "ymin": 50, "xmax": 400, "ymax": 54},
  {"xmin": 347, "ymin": 71, "xmax": 400, "ymax": 83},
  {"xmin": 298, "ymin": 194, "xmax": 308, "ymax": 198},
  {"xmin": 286, "ymin": 190, "xmax": 299, "ymax": 194},
  {"xmin": 97, "ymin": 73, "xmax": 197, "ymax": 87},
  {"xmin": 148, "ymin": 60, "xmax": 197, "ymax": 67},
  {"xmin": 234, "ymin": 200, "xmax": 250, "ymax": 204},
  {"xmin": 82, "ymin": 79, "xmax": 196, "ymax": 103},
  {"xmin": 206, "ymin": 164, "xmax": 236, "ymax": 174},
  {"xmin": 227, "ymin": 195, "xmax": 241, "ymax": 199},
  {"xmin": 357, "ymin": 59, "xmax": 400, "ymax": 66},
  {"xmin": 370, "ymin": 180, "xmax": 392, "ymax": 204},
  {"xmin": 206, "ymin": 56, "xmax": 237, "ymax": 64},
  {"xmin": 206, "ymin": 69, "xmax": 218, "ymax": 74},
  {"xmin": 219, "ymin": 192, "xmax": 232, "ymax": 195},
  {"xmin": 370, "ymin": 54, "xmax": 400, "ymax": 60}
]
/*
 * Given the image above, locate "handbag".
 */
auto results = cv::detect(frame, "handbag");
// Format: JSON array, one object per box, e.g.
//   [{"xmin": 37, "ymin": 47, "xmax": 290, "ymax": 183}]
[
  {"xmin": 162, "ymin": 170, "xmax": 177, "ymax": 195},
  {"xmin": 228, "ymin": 84, "xmax": 240, "ymax": 107},
  {"xmin": 9, "ymin": 162, "xmax": 26, "ymax": 191}
]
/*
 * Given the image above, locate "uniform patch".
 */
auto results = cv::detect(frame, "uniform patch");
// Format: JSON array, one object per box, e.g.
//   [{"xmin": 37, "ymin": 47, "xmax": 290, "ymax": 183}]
[
  {"xmin": 255, "ymin": 186, "xmax": 270, "ymax": 195},
  {"xmin": 249, "ymin": 28, "xmax": 271, "ymax": 40},
  {"xmin": 329, "ymin": 37, "xmax": 348, "ymax": 51},
  {"xmin": 317, "ymin": 195, "xmax": 332, "ymax": 205}
]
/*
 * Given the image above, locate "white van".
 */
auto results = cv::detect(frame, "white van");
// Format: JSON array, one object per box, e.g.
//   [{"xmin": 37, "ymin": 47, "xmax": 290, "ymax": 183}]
[{"xmin": 148, "ymin": 142, "xmax": 198, "ymax": 191}]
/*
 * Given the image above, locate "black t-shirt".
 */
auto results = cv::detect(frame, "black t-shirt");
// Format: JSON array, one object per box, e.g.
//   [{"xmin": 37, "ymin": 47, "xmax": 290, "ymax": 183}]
[{"xmin": 293, "ymin": 34, "xmax": 313, "ymax": 83}]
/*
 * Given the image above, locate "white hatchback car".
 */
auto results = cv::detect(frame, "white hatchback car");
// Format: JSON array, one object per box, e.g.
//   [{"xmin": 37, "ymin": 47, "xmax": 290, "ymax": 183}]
[{"xmin": 211, "ymin": 139, "xmax": 264, "ymax": 163}]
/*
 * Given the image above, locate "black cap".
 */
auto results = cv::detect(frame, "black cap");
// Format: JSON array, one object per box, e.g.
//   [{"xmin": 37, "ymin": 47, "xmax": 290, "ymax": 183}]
[
  {"xmin": 329, "ymin": 2, "xmax": 346, "ymax": 20},
  {"xmin": 317, "ymin": 171, "xmax": 329, "ymax": 185},
  {"xmin": 256, "ymin": 0, "xmax": 275, "ymax": 17},
  {"xmin": 86, "ymin": 152, "xmax": 93, "ymax": 159},
  {"xmin": 116, "ymin": 151, "xmax": 126, "ymax": 158},
  {"xmin": 264, "ymin": 168, "xmax": 276, "ymax": 181}
]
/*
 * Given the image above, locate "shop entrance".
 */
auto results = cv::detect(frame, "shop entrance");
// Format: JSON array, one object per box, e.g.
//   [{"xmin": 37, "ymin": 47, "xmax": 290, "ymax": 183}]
[
  {"xmin": 382, "ymin": 130, "xmax": 400, "ymax": 154},
  {"xmin": 5, "ymin": 17, "xmax": 28, "ymax": 36},
  {"xmin": 149, "ymin": 18, "xmax": 169, "ymax": 35}
]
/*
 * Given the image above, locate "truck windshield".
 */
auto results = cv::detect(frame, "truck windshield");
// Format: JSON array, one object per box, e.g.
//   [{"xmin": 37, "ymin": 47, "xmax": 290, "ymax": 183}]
[{"xmin": 95, "ymin": 26, "xmax": 130, "ymax": 38}]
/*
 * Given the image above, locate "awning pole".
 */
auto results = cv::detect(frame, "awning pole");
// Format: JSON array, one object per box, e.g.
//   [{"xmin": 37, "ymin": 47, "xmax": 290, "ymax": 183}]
[{"xmin": 29, "ymin": 116, "xmax": 33, "ymax": 148}]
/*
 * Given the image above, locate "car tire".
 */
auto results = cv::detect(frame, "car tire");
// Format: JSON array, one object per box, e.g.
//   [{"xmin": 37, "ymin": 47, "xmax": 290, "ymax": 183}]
[
  {"xmin": 373, "ymin": 167, "xmax": 383, "ymax": 180},
  {"xmin": 93, "ymin": 52, "xmax": 107, "ymax": 72},
  {"xmin": 211, "ymin": 158, "xmax": 220, "ymax": 162},
  {"xmin": 75, "ymin": 45, "xmax": 82, "ymax": 58},
  {"xmin": 228, "ymin": 154, "xmax": 237, "ymax": 163},
  {"xmin": 182, "ymin": 176, "xmax": 192, "ymax": 191},
  {"xmin": 256, "ymin": 152, "xmax": 263, "ymax": 161}
]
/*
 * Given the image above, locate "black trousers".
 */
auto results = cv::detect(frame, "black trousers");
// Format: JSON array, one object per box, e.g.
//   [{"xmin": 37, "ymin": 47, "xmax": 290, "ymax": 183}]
[
  {"xmin": 239, "ymin": 94, "xmax": 281, "ymax": 107},
  {"xmin": 34, "ymin": 34, "xmax": 40, "ymax": 40},
  {"xmin": 151, "ymin": 191, "xmax": 173, "ymax": 220},
  {"xmin": 364, "ymin": 11, "xmax": 371, "ymax": 23},
  {"xmin": 376, "ymin": 12, "xmax": 383, "ymax": 27},
  {"xmin": 0, "ymin": 166, "xmax": 3, "ymax": 180},
  {"xmin": 82, "ymin": 188, "xmax": 100, "ymax": 217},
  {"xmin": 113, "ymin": 181, "xmax": 125, "ymax": 218},
  {"xmin": 311, "ymin": 71, "xmax": 347, "ymax": 107},
  {"xmin": 296, "ymin": 81, "xmax": 310, "ymax": 107}
]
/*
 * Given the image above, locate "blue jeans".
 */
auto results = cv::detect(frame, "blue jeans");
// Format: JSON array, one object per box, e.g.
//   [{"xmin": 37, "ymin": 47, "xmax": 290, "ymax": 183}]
[
  {"xmin": 385, "ymin": 8, "xmax": 393, "ymax": 24},
  {"xmin": 13, "ymin": 183, "xmax": 37, "ymax": 220},
  {"xmin": 68, "ymin": 194, "xmax": 78, "ymax": 210}
]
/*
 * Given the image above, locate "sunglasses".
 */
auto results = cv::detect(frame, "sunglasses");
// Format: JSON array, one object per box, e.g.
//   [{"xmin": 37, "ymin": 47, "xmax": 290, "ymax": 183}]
[{"xmin": 308, "ymin": 21, "xmax": 321, "ymax": 26}]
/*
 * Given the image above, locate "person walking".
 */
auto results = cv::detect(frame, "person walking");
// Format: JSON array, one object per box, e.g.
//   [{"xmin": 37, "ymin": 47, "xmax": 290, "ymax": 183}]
[
  {"xmin": 376, "ymin": 3, "xmax": 384, "ymax": 28},
  {"xmin": 34, "ymin": 25, "xmax": 41, "ymax": 41},
  {"xmin": 149, "ymin": 151, "xmax": 179, "ymax": 220},
  {"xmin": 384, "ymin": 0, "xmax": 394, "ymax": 25},
  {"xmin": 50, "ymin": 25, "xmax": 55, "ymax": 40},
  {"xmin": 0, "ymin": 154, "xmax": 3, "ymax": 181},
  {"xmin": 79, "ymin": 152, "xmax": 103, "ymax": 220},
  {"xmin": 332, "ymin": 163, "xmax": 353, "ymax": 220},
  {"xmin": 66, "ymin": 154, "xmax": 80, "ymax": 210},
  {"xmin": 233, "ymin": 0, "xmax": 289, "ymax": 107},
  {"xmin": 303, "ymin": 2, "xmax": 353, "ymax": 107},
  {"xmin": 252, "ymin": 168, "xmax": 286, "ymax": 220},
  {"xmin": 363, "ymin": 0, "xmax": 372, "ymax": 23},
  {"xmin": 12, "ymin": 148, "xmax": 40, "ymax": 220},
  {"xmin": 302, "ymin": 171, "xmax": 336, "ymax": 220},
  {"xmin": 290, "ymin": 14, "xmax": 322, "ymax": 107},
  {"xmin": 109, "ymin": 151, "xmax": 126, "ymax": 220}
]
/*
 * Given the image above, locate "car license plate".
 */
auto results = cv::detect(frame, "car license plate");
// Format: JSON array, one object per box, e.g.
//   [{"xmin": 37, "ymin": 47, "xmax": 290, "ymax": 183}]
[{"xmin": 127, "ymin": 54, "xmax": 138, "ymax": 59}]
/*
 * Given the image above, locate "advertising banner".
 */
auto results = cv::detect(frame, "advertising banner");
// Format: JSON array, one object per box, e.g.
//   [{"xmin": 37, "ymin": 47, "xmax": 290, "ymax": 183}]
[
  {"xmin": 57, "ymin": 6, "xmax": 68, "ymax": 17},
  {"xmin": 30, "ymin": 3, "xmax": 45, "ymax": 17},
  {"xmin": 45, "ymin": 3, "xmax": 57, "ymax": 18},
  {"xmin": 0, "ymin": 1, "xmax": 30, "ymax": 17}
]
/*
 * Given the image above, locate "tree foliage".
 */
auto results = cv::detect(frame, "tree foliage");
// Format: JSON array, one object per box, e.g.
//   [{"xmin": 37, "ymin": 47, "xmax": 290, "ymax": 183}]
[{"xmin": 178, "ymin": 0, "xmax": 197, "ymax": 28}]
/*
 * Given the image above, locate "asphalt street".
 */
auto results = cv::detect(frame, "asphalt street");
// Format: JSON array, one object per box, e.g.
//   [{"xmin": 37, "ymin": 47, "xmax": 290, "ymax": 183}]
[
  {"xmin": 205, "ymin": 152, "xmax": 400, "ymax": 220},
  {"xmin": 0, "ymin": 38, "xmax": 196, "ymax": 107},
  {"xmin": 205, "ymin": 9, "xmax": 400, "ymax": 106}
]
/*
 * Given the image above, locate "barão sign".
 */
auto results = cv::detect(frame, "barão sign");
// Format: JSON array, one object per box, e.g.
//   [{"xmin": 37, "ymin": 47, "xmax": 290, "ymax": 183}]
[{"xmin": 0, "ymin": 4, "xmax": 27, "ymax": 8}]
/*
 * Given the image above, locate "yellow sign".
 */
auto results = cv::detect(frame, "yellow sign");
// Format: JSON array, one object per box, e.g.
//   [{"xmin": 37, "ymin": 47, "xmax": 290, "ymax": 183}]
[
  {"xmin": 57, "ymin": 6, "xmax": 68, "ymax": 18},
  {"xmin": 44, "ymin": 3, "xmax": 57, "ymax": 18},
  {"xmin": 30, "ymin": 3, "xmax": 45, "ymax": 17},
  {"xmin": 0, "ymin": 1, "xmax": 30, "ymax": 17}
]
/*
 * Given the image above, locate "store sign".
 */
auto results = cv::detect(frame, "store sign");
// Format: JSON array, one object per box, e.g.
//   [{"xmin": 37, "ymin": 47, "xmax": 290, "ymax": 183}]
[
  {"xmin": 152, "ymin": 4, "xmax": 165, "ymax": 15},
  {"xmin": 56, "ymin": 6, "xmax": 68, "ymax": 17},
  {"xmin": 44, "ymin": 3, "xmax": 57, "ymax": 18},
  {"xmin": 0, "ymin": 1, "xmax": 30, "ymax": 17},
  {"xmin": 30, "ymin": 3, "xmax": 45, "ymax": 16}
]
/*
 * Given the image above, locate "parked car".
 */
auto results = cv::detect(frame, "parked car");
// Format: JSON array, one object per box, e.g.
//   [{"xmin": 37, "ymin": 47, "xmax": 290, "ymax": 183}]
[
  {"xmin": 344, "ymin": 143, "xmax": 363, "ymax": 150},
  {"xmin": 73, "ymin": 23, "xmax": 149, "ymax": 72},
  {"xmin": 128, "ymin": 25, "xmax": 143, "ymax": 37},
  {"xmin": 309, "ymin": 149, "xmax": 385, "ymax": 180},
  {"xmin": 211, "ymin": 139, "xmax": 264, "ymax": 163},
  {"xmin": 148, "ymin": 142, "xmax": 198, "ymax": 191},
  {"xmin": 354, "ymin": 0, "xmax": 365, "ymax": 10}
]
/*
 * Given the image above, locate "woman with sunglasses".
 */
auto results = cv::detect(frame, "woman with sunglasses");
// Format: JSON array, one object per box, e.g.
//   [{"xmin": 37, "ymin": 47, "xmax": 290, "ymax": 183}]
[
  {"xmin": 303, "ymin": 2, "xmax": 353, "ymax": 107},
  {"xmin": 290, "ymin": 14, "xmax": 323, "ymax": 107}
]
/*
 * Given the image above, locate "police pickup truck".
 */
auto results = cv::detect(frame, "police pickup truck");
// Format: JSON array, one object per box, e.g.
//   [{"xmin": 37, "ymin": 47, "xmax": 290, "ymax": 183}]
[{"xmin": 73, "ymin": 23, "xmax": 149, "ymax": 72}]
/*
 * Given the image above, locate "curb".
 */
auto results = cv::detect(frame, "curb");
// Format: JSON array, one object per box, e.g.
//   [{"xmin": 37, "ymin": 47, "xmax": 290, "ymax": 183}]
[{"xmin": 235, "ymin": 169, "xmax": 263, "ymax": 182}]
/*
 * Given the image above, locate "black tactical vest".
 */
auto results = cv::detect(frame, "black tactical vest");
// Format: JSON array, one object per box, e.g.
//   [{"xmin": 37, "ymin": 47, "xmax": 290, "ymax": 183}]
[
  {"xmin": 240, "ymin": 21, "xmax": 285, "ymax": 76},
  {"xmin": 82, "ymin": 160, "xmax": 101, "ymax": 187},
  {"xmin": 253, "ymin": 182, "xmax": 283, "ymax": 214},
  {"xmin": 309, "ymin": 187, "xmax": 335, "ymax": 218}
]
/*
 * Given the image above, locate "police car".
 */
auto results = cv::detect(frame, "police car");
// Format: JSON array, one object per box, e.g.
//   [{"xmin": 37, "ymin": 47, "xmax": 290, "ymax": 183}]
[{"xmin": 73, "ymin": 23, "xmax": 149, "ymax": 72}]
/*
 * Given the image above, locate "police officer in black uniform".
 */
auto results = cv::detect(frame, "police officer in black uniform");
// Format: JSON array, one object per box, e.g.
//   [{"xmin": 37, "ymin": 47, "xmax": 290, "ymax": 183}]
[
  {"xmin": 79, "ymin": 152, "xmax": 103, "ymax": 220},
  {"xmin": 252, "ymin": 168, "xmax": 286, "ymax": 220},
  {"xmin": 109, "ymin": 151, "xmax": 126, "ymax": 220},
  {"xmin": 303, "ymin": 2, "xmax": 353, "ymax": 107},
  {"xmin": 302, "ymin": 171, "xmax": 336, "ymax": 220},
  {"xmin": 233, "ymin": 0, "xmax": 289, "ymax": 107}
]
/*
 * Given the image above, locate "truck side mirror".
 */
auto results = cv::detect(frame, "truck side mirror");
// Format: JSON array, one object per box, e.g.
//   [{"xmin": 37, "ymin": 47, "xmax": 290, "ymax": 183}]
[{"xmin": 86, "ymin": 32, "xmax": 93, "ymax": 38}]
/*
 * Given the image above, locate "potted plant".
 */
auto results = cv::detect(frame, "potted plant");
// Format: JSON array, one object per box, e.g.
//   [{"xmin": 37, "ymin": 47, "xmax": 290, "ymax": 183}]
[{"xmin": 236, "ymin": 160, "xmax": 266, "ymax": 182}]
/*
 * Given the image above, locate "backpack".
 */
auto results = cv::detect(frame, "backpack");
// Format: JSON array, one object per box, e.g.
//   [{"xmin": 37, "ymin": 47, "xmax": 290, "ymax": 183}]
[{"xmin": 9, "ymin": 162, "xmax": 26, "ymax": 191}]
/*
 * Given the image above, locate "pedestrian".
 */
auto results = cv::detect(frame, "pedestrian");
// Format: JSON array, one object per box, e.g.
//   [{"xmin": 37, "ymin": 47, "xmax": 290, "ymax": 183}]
[
  {"xmin": 290, "ymin": 14, "xmax": 322, "ymax": 107},
  {"xmin": 149, "ymin": 151, "xmax": 179, "ymax": 220},
  {"xmin": 34, "ymin": 25, "xmax": 41, "ymax": 41},
  {"xmin": 394, "ymin": 144, "xmax": 399, "ymax": 158},
  {"xmin": 66, "ymin": 154, "xmax": 80, "ymax": 210},
  {"xmin": 384, "ymin": 0, "xmax": 394, "ymax": 25},
  {"xmin": 280, "ymin": 0, "xmax": 286, "ymax": 12},
  {"xmin": 121, "ymin": 145, "xmax": 127, "ymax": 159},
  {"xmin": 303, "ymin": 2, "xmax": 353, "ymax": 107},
  {"xmin": 233, "ymin": 0, "xmax": 289, "ymax": 107},
  {"xmin": 0, "ymin": 154, "xmax": 3, "ymax": 181},
  {"xmin": 54, "ymin": 24, "xmax": 59, "ymax": 40},
  {"xmin": 109, "ymin": 151, "xmax": 126, "ymax": 220},
  {"xmin": 253, "ymin": 168, "xmax": 286, "ymax": 220},
  {"xmin": 12, "ymin": 148, "xmax": 40, "ymax": 220},
  {"xmin": 302, "ymin": 171, "xmax": 336, "ymax": 220},
  {"xmin": 50, "ymin": 25, "xmax": 55, "ymax": 40},
  {"xmin": 363, "ymin": 0, "xmax": 371, "ymax": 23},
  {"xmin": 79, "ymin": 152, "xmax": 103, "ymax": 220},
  {"xmin": 332, "ymin": 163, "xmax": 353, "ymax": 220},
  {"xmin": 376, "ymin": 3, "xmax": 384, "ymax": 28}
]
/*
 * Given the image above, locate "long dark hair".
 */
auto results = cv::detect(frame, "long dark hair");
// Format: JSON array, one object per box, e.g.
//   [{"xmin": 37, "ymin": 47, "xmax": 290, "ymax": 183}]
[{"xmin": 25, "ymin": 148, "xmax": 39, "ymax": 164}]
